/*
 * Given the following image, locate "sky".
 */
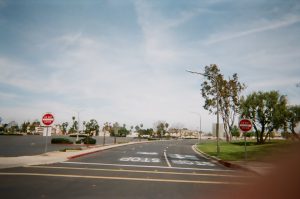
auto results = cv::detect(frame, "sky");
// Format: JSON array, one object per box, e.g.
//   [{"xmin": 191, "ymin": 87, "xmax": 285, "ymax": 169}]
[{"xmin": 0, "ymin": 0, "xmax": 299, "ymax": 132}]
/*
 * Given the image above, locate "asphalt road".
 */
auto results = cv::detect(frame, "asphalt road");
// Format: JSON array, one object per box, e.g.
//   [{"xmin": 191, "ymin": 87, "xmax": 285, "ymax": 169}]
[
  {"xmin": 0, "ymin": 135, "xmax": 135, "ymax": 156},
  {"xmin": 0, "ymin": 140, "xmax": 252, "ymax": 199}
]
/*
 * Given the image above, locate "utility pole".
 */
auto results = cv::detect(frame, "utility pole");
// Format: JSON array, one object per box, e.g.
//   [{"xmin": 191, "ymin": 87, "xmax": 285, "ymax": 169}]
[{"xmin": 186, "ymin": 69, "xmax": 220, "ymax": 156}]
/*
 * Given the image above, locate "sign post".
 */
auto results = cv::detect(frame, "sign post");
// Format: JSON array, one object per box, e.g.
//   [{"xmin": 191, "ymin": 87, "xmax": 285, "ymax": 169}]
[
  {"xmin": 239, "ymin": 119, "xmax": 252, "ymax": 161},
  {"xmin": 42, "ymin": 113, "xmax": 54, "ymax": 153}
]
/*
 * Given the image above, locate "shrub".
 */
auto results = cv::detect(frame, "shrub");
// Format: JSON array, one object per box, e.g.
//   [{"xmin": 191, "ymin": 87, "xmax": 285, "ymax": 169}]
[
  {"xmin": 51, "ymin": 137, "xmax": 73, "ymax": 144},
  {"xmin": 148, "ymin": 137, "xmax": 159, "ymax": 141},
  {"xmin": 76, "ymin": 137, "xmax": 96, "ymax": 145}
]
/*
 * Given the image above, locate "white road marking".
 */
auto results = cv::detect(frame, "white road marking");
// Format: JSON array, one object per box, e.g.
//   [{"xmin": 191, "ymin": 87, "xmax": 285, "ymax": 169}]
[
  {"xmin": 120, "ymin": 157, "xmax": 160, "ymax": 163},
  {"xmin": 164, "ymin": 150, "xmax": 172, "ymax": 167},
  {"xmin": 172, "ymin": 160, "xmax": 215, "ymax": 167},
  {"xmin": 27, "ymin": 165, "xmax": 245, "ymax": 178},
  {"xmin": 63, "ymin": 161, "xmax": 232, "ymax": 172},
  {"xmin": 136, "ymin": 152, "xmax": 158, "ymax": 155},
  {"xmin": 168, "ymin": 154, "xmax": 199, "ymax": 160}
]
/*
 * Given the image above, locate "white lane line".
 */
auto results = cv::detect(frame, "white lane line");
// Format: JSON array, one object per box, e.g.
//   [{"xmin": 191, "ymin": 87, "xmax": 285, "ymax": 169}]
[
  {"xmin": 136, "ymin": 152, "xmax": 158, "ymax": 155},
  {"xmin": 164, "ymin": 150, "xmax": 172, "ymax": 168},
  {"xmin": 62, "ymin": 162, "xmax": 234, "ymax": 172},
  {"xmin": 27, "ymin": 165, "xmax": 246, "ymax": 178}
]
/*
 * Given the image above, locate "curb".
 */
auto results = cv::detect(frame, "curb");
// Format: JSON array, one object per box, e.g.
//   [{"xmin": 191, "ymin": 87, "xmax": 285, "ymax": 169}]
[{"xmin": 192, "ymin": 145, "xmax": 260, "ymax": 175}]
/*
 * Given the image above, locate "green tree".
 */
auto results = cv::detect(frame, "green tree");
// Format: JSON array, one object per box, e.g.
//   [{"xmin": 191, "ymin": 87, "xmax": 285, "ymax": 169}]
[
  {"xmin": 231, "ymin": 125, "xmax": 240, "ymax": 139},
  {"xmin": 118, "ymin": 126, "xmax": 130, "ymax": 137},
  {"xmin": 201, "ymin": 64, "xmax": 245, "ymax": 142},
  {"xmin": 68, "ymin": 116, "xmax": 78, "ymax": 134},
  {"xmin": 135, "ymin": 125, "xmax": 140, "ymax": 132},
  {"xmin": 61, "ymin": 122, "xmax": 68, "ymax": 135},
  {"xmin": 85, "ymin": 119, "xmax": 99, "ymax": 136},
  {"xmin": 112, "ymin": 122, "xmax": 120, "ymax": 136},
  {"xmin": 286, "ymin": 105, "xmax": 300, "ymax": 139},
  {"xmin": 21, "ymin": 122, "xmax": 30, "ymax": 133},
  {"xmin": 165, "ymin": 123, "xmax": 169, "ymax": 131},
  {"xmin": 139, "ymin": 128, "xmax": 154, "ymax": 137},
  {"xmin": 240, "ymin": 91, "xmax": 288, "ymax": 144},
  {"xmin": 155, "ymin": 121, "xmax": 168, "ymax": 137},
  {"xmin": 29, "ymin": 120, "xmax": 40, "ymax": 133}
]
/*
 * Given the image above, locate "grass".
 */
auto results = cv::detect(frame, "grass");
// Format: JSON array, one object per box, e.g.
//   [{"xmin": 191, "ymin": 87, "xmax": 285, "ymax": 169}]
[{"xmin": 197, "ymin": 139, "xmax": 293, "ymax": 161}]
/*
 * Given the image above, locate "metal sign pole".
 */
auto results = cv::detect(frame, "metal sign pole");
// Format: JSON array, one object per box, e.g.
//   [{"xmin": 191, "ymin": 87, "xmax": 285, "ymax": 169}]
[
  {"xmin": 244, "ymin": 132, "xmax": 247, "ymax": 161},
  {"xmin": 45, "ymin": 127, "xmax": 49, "ymax": 153}
]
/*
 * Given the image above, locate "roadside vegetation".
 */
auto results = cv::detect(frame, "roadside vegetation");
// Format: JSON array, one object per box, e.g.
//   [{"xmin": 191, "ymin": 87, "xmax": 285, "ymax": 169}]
[
  {"xmin": 197, "ymin": 139, "xmax": 294, "ymax": 161},
  {"xmin": 51, "ymin": 137, "xmax": 73, "ymax": 144}
]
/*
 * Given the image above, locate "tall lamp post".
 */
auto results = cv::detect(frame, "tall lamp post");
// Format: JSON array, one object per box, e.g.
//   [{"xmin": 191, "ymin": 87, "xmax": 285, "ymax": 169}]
[{"xmin": 186, "ymin": 69, "xmax": 220, "ymax": 156}]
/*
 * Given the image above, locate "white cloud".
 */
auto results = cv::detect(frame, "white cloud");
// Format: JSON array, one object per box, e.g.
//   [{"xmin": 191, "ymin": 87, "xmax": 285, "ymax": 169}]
[
  {"xmin": 0, "ymin": 31, "xmax": 209, "ymax": 130},
  {"xmin": 205, "ymin": 14, "xmax": 300, "ymax": 45},
  {"xmin": 1, "ymin": 0, "xmax": 299, "ymax": 132}
]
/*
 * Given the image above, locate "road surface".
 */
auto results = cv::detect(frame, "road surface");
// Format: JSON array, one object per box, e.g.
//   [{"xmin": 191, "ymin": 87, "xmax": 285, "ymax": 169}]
[
  {"xmin": 0, "ymin": 135, "xmax": 135, "ymax": 156},
  {"xmin": 0, "ymin": 139, "xmax": 252, "ymax": 199}
]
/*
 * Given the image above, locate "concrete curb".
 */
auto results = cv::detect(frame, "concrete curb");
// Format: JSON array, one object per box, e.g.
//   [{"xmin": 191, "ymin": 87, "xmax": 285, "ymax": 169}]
[{"xmin": 192, "ymin": 145, "xmax": 260, "ymax": 175}]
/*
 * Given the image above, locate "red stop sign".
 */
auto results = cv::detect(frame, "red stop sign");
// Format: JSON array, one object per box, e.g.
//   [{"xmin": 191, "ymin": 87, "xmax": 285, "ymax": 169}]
[
  {"xmin": 42, "ymin": 113, "xmax": 54, "ymax": 126},
  {"xmin": 239, "ymin": 119, "xmax": 252, "ymax": 132}
]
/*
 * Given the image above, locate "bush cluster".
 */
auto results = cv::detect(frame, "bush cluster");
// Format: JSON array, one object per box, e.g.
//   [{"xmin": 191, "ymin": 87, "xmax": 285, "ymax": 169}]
[
  {"xmin": 51, "ymin": 137, "xmax": 73, "ymax": 144},
  {"xmin": 75, "ymin": 137, "xmax": 96, "ymax": 144}
]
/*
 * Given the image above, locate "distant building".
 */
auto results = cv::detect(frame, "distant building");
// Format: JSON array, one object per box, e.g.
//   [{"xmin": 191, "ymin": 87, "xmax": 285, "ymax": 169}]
[
  {"xmin": 168, "ymin": 128, "xmax": 199, "ymax": 138},
  {"xmin": 127, "ymin": 131, "xmax": 139, "ymax": 138},
  {"xmin": 35, "ymin": 126, "xmax": 44, "ymax": 134},
  {"xmin": 51, "ymin": 125, "xmax": 63, "ymax": 135}
]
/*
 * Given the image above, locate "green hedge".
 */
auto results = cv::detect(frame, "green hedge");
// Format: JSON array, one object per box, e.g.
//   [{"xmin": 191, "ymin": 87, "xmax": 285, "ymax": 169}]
[
  {"xmin": 76, "ymin": 137, "xmax": 96, "ymax": 145},
  {"xmin": 69, "ymin": 134, "xmax": 88, "ymax": 137},
  {"xmin": 51, "ymin": 137, "xmax": 73, "ymax": 144}
]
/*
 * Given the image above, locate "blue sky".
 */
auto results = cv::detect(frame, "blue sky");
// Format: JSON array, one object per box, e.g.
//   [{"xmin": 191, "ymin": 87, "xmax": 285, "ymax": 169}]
[{"xmin": 0, "ymin": 0, "xmax": 300, "ymax": 132}]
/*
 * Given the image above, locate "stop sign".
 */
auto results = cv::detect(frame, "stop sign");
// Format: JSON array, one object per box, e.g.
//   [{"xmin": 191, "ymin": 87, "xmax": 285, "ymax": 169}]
[
  {"xmin": 239, "ymin": 119, "xmax": 252, "ymax": 132},
  {"xmin": 42, "ymin": 113, "xmax": 54, "ymax": 126}
]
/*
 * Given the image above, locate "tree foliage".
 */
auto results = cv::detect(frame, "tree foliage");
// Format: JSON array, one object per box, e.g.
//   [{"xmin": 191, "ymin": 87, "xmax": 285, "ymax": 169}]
[
  {"xmin": 201, "ymin": 64, "xmax": 245, "ymax": 141},
  {"xmin": 154, "ymin": 121, "xmax": 169, "ymax": 137},
  {"xmin": 68, "ymin": 116, "xmax": 78, "ymax": 134},
  {"xmin": 21, "ymin": 122, "xmax": 30, "ymax": 133},
  {"xmin": 61, "ymin": 122, "xmax": 68, "ymax": 135},
  {"xmin": 84, "ymin": 119, "xmax": 99, "ymax": 136},
  {"xmin": 286, "ymin": 105, "xmax": 300, "ymax": 139},
  {"xmin": 231, "ymin": 125, "xmax": 240, "ymax": 138},
  {"xmin": 240, "ymin": 91, "xmax": 288, "ymax": 144}
]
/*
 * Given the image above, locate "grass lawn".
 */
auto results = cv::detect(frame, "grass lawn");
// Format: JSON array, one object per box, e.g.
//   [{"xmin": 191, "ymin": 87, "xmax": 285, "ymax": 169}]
[{"xmin": 197, "ymin": 139, "xmax": 293, "ymax": 161}]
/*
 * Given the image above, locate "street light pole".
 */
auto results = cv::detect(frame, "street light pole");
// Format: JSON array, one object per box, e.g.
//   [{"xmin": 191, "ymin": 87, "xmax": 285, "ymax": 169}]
[
  {"xmin": 77, "ymin": 111, "xmax": 80, "ymax": 141},
  {"xmin": 216, "ymin": 79, "xmax": 220, "ymax": 155},
  {"xmin": 186, "ymin": 69, "xmax": 220, "ymax": 156},
  {"xmin": 199, "ymin": 114, "xmax": 202, "ymax": 141}
]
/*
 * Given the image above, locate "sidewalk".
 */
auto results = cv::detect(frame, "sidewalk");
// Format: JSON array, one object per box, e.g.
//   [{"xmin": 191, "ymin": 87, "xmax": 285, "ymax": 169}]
[
  {"xmin": 0, "ymin": 141, "xmax": 148, "ymax": 169},
  {"xmin": 192, "ymin": 145, "xmax": 275, "ymax": 175}
]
